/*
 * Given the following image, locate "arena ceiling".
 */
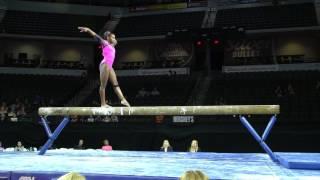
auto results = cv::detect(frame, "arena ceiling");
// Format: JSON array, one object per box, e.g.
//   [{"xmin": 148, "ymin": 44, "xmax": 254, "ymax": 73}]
[{"xmin": 21, "ymin": 0, "xmax": 279, "ymax": 7}]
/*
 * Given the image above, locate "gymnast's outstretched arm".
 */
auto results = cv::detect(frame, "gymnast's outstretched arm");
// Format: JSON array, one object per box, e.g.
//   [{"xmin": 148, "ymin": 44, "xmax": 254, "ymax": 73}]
[{"xmin": 78, "ymin": 26, "xmax": 106, "ymax": 45}]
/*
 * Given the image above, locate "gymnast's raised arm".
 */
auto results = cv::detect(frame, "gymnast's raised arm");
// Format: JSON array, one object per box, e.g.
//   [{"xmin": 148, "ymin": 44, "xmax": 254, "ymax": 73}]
[{"xmin": 78, "ymin": 26, "xmax": 107, "ymax": 45}]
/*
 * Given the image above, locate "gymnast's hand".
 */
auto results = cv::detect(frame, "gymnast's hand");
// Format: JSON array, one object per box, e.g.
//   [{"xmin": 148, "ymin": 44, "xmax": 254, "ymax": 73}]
[
  {"xmin": 78, "ymin": 26, "xmax": 90, "ymax": 33},
  {"xmin": 78, "ymin": 26, "xmax": 97, "ymax": 37}
]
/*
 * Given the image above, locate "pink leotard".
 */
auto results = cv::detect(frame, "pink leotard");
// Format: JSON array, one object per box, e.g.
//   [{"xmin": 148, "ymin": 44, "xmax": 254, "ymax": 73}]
[
  {"xmin": 100, "ymin": 41, "xmax": 115, "ymax": 68},
  {"xmin": 102, "ymin": 145, "xmax": 112, "ymax": 151}
]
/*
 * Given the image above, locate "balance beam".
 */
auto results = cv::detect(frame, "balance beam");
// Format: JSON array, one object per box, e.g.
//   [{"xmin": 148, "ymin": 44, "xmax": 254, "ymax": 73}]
[
  {"xmin": 38, "ymin": 105, "xmax": 279, "ymax": 116},
  {"xmin": 38, "ymin": 105, "xmax": 280, "ymax": 157}
]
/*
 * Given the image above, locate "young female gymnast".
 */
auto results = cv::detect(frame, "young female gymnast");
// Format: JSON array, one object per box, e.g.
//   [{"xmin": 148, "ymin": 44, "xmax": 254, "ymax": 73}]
[{"xmin": 78, "ymin": 26, "xmax": 130, "ymax": 107}]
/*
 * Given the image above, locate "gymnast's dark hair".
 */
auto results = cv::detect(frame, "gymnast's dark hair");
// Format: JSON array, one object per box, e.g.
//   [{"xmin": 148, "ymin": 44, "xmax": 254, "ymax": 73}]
[{"xmin": 103, "ymin": 31, "xmax": 111, "ymax": 39}]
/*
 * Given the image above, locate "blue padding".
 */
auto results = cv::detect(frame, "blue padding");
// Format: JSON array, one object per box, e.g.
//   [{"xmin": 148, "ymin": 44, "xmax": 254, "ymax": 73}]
[
  {"xmin": 260, "ymin": 141, "xmax": 278, "ymax": 162},
  {"xmin": 277, "ymin": 153, "xmax": 320, "ymax": 170},
  {"xmin": 11, "ymin": 171, "xmax": 176, "ymax": 180},
  {"xmin": 0, "ymin": 171, "xmax": 10, "ymax": 180}
]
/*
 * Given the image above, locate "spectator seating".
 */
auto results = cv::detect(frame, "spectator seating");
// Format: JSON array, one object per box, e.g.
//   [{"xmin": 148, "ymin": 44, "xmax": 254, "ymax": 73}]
[
  {"xmin": 215, "ymin": 3, "xmax": 318, "ymax": 30},
  {"xmin": 0, "ymin": 10, "xmax": 107, "ymax": 37},
  {"xmin": 115, "ymin": 11, "xmax": 205, "ymax": 37},
  {"xmin": 0, "ymin": 74, "xmax": 87, "ymax": 121},
  {"xmin": 204, "ymin": 71, "xmax": 320, "ymax": 123}
]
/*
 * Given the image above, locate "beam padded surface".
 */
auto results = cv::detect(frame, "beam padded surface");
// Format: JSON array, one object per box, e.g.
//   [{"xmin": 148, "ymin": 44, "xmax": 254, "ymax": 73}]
[{"xmin": 39, "ymin": 105, "xmax": 280, "ymax": 116}]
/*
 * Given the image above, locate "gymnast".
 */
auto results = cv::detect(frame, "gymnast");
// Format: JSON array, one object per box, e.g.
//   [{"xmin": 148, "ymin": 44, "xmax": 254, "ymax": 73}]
[{"xmin": 78, "ymin": 26, "xmax": 130, "ymax": 107}]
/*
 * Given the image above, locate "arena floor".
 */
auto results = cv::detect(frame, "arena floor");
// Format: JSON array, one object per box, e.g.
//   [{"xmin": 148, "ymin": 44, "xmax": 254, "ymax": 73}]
[{"xmin": 0, "ymin": 150, "xmax": 320, "ymax": 179}]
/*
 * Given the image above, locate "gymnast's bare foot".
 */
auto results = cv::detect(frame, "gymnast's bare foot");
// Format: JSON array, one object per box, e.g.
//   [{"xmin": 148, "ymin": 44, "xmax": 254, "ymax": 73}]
[
  {"xmin": 101, "ymin": 104, "xmax": 112, "ymax": 108},
  {"xmin": 120, "ymin": 99, "xmax": 130, "ymax": 107}
]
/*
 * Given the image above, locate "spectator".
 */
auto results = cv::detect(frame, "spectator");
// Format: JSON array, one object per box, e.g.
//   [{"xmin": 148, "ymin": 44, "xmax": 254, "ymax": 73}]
[
  {"xmin": 136, "ymin": 88, "xmax": 148, "ymax": 98},
  {"xmin": 7, "ymin": 107, "xmax": 18, "ymax": 122},
  {"xmin": 87, "ymin": 115, "xmax": 95, "ymax": 123},
  {"xmin": 33, "ymin": 94, "xmax": 42, "ymax": 106},
  {"xmin": 71, "ymin": 115, "xmax": 79, "ymax": 123},
  {"xmin": 40, "ymin": 97, "xmax": 47, "ymax": 107},
  {"xmin": 15, "ymin": 98, "xmax": 21, "ymax": 107},
  {"xmin": 24, "ymin": 98, "xmax": 32, "ymax": 113},
  {"xmin": 17, "ymin": 104, "xmax": 26, "ymax": 117},
  {"xmin": 94, "ymin": 116, "xmax": 102, "ymax": 122},
  {"xmin": 0, "ymin": 141, "xmax": 4, "ymax": 151},
  {"xmin": 48, "ymin": 98, "xmax": 55, "ymax": 106},
  {"xmin": 274, "ymin": 85, "xmax": 283, "ymax": 98},
  {"xmin": 0, "ymin": 102, "xmax": 8, "ymax": 121},
  {"xmin": 101, "ymin": 116, "xmax": 111, "ymax": 123},
  {"xmin": 151, "ymin": 87, "xmax": 160, "ymax": 96},
  {"xmin": 15, "ymin": 141, "xmax": 26, "ymax": 151},
  {"xmin": 286, "ymin": 83, "xmax": 295, "ymax": 96},
  {"xmin": 180, "ymin": 170, "xmax": 209, "ymax": 180},
  {"xmin": 74, "ymin": 139, "xmax": 85, "ymax": 150},
  {"xmin": 215, "ymin": 97, "xmax": 226, "ymax": 105},
  {"xmin": 160, "ymin": 139, "xmax": 173, "ymax": 152},
  {"xmin": 155, "ymin": 115, "xmax": 164, "ymax": 124},
  {"xmin": 110, "ymin": 115, "xmax": 119, "ymax": 123},
  {"xmin": 101, "ymin": 139, "xmax": 112, "ymax": 151},
  {"xmin": 100, "ymin": 115, "xmax": 119, "ymax": 123},
  {"xmin": 188, "ymin": 139, "xmax": 200, "ymax": 153},
  {"xmin": 78, "ymin": 116, "xmax": 86, "ymax": 123},
  {"xmin": 9, "ymin": 103, "xmax": 17, "ymax": 113},
  {"xmin": 57, "ymin": 172, "xmax": 86, "ymax": 180}
]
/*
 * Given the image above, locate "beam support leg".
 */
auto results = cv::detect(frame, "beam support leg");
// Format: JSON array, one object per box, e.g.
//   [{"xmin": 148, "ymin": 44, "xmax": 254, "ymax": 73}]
[
  {"xmin": 239, "ymin": 115, "xmax": 278, "ymax": 162},
  {"xmin": 38, "ymin": 116, "xmax": 70, "ymax": 155}
]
